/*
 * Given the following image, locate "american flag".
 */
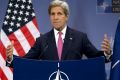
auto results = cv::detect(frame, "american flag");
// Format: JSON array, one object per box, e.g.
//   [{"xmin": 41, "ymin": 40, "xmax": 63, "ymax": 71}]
[{"xmin": 0, "ymin": 0, "xmax": 40, "ymax": 80}]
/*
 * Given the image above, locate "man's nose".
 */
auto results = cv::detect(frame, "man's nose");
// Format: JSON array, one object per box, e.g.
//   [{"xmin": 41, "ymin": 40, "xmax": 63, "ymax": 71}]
[{"xmin": 54, "ymin": 14, "xmax": 59, "ymax": 19}]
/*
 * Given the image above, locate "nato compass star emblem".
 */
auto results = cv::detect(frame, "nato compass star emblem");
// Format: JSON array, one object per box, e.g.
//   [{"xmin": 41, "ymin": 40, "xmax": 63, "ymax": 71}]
[{"xmin": 49, "ymin": 63, "xmax": 69, "ymax": 80}]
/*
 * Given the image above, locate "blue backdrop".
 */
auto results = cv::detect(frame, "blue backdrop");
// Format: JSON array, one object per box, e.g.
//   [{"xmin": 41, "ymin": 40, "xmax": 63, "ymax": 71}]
[{"xmin": 0, "ymin": 0, "xmax": 120, "ymax": 79}]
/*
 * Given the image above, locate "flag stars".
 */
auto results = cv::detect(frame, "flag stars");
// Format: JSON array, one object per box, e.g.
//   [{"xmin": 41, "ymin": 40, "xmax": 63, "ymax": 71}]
[
  {"xmin": 28, "ymin": 0, "xmax": 32, "ymax": 4},
  {"xmin": 13, "ymin": 10, "xmax": 17, "ymax": 14},
  {"xmin": 7, "ymin": 9, "xmax": 11, "ymax": 13},
  {"xmin": 16, "ymin": 23, "xmax": 20, "ymax": 27},
  {"xmin": 19, "ymin": 10, "xmax": 23, "ymax": 15},
  {"xmin": 27, "ymin": 5, "xmax": 31, "ymax": 10},
  {"xmin": 21, "ymin": 5, "xmax": 25, "ymax": 9},
  {"xmin": 18, "ymin": 17, "xmax": 22, "ymax": 21},
  {"xmin": 22, "ymin": 0, "xmax": 26, "ymax": 3},
  {"xmin": 31, "ymin": 12, "xmax": 35, "ymax": 17},
  {"xmin": 9, "ymin": 3, "xmax": 13, "ymax": 7},
  {"xmin": 24, "ymin": 18, "xmax": 28, "ymax": 22},
  {"xmin": 8, "ymin": 27, "xmax": 13, "ymax": 32},
  {"xmin": 2, "ymin": 0, "xmax": 36, "ymax": 35},
  {"xmin": 15, "ymin": 4, "xmax": 19, "ymax": 8},
  {"xmin": 11, "ymin": 16, "xmax": 15, "ymax": 20},
  {"xmin": 25, "ymin": 11, "xmax": 29, "ymax": 16},
  {"xmin": 3, "ymin": 21, "xmax": 8, "ymax": 25},
  {"xmin": 17, "ymin": 0, "xmax": 20, "ymax": 2},
  {"xmin": 6, "ymin": 15, "xmax": 10, "ymax": 19},
  {"xmin": 10, "ymin": 22, "xmax": 14, "ymax": 26}
]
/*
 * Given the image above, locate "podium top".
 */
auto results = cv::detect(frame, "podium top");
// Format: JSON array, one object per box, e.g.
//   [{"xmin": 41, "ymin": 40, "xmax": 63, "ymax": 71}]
[{"xmin": 13, "ymin": 57, "xmax": 106, "ymax": 80}]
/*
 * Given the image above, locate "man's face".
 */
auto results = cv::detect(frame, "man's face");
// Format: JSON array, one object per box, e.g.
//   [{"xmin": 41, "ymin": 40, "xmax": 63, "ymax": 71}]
[{"xmin": 50, "ymin": 6, "xmax": 68, "ymax": 31}]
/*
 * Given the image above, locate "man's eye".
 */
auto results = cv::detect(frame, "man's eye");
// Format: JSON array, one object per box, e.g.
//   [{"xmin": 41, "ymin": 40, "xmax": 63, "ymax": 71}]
[
  {"xmin": 51, "ymin": 13, "xmax": 55, "ymax": 15},
  {"xmin": 58, "ymin": 12, "xmax": 62, "ymax": 15}
]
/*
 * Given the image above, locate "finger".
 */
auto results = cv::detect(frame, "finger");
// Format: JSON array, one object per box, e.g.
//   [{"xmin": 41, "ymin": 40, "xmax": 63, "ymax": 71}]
[
  {"xmin": 101, "ymin": 45, "xmax": 111, "ymax": 54},
  {"xmin": 6, "ymin": 50, "xmax": 13, "ymax": 56},
  {"xmin": 7, "ymin": 52, "xmax": 13, "ymax": 57},
  {"xmin": 104, "ymin": 34, "xmax": 108, "ymax": 39},
  {"xmin": 102, "ymin": 37, "xmax": 110, "ymax": 45},
  {"xmin": 103, "ymin": 38, "xmax": 109, "ymax": 43},
  {"xmin": 101, "ymin": 47, "xmax": 111, "ymax": 53},
  {"xmin": 103, "ymin": 36, "xmax": 109, "ymax": 43},
  {"xmin": 102, "ymin": 40, "xmax": 111, "ymax": 50},
  {"xmin": 101, "ymin": 41, "xmax": 110, "ymax": 47},
  {"xmin": 7, "ymin": 45, "xmax": 12, "ymax": 49},
  {"xmin": 104, "ymin": 34, "xmax": 110, "ymax": 43},
  {"xmin": 101, "ymin": 44, "xmax": 110, "ymax": 52},
  {"xmin": 11, "ymin": 40, "xmax": 14, "ymax": 46},
  {"xmin": 101, "ymin": 44, "xmax": 110, "ymax": 50},
  {"xmin": 6, "ymin": 49, "xmax": 13, "ymax": 53},
  {"xmin": 6, "ymin": 46, "xmax": 13, "ymax": 52},
  {"xmin": 6, "ymin": 45, "xmax": 13, "ymax": 56},
  {"xmin": 6, "ymin": 41, "xmax": 14, "ymax": 51}
]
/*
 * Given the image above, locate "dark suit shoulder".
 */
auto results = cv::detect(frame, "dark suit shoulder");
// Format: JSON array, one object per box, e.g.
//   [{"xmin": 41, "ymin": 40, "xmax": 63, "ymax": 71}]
[
  {"xmin": 68, "ymin": 27, "xmax": 87, "ymax": 38},
  {"xmin": 40, "ymin": 30, "xmax": 53, "ymax": 38}
]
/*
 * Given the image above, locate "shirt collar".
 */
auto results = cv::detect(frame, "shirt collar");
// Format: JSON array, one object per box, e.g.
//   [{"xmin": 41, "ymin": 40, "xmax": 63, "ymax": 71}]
[{"xmin": 54, "ymin": 25, "xmax": 67, "ymax": 36}]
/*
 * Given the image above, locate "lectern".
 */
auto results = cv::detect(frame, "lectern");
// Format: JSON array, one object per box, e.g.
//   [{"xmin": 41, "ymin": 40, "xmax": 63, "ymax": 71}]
[{"xmin": 13, "ymin": 57, "xmax": 106, "ymax": 80}]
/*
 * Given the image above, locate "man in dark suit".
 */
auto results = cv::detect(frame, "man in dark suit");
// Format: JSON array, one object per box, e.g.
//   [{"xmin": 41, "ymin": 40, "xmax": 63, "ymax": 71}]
[{"xmin": 6, "ymin": 0, "xmax": 111, "ymax": 65}]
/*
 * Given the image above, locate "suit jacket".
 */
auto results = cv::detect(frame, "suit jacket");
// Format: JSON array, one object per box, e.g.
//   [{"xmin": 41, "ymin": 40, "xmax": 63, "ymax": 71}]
[{"xmin": 24, "ymin": 27, "xmax": 104, "ymax": 60}]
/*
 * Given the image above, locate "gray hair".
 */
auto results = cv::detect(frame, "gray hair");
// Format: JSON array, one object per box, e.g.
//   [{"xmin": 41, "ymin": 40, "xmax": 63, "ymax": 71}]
[{"xmin": 48, "ymin": 0, "xmax": 69, "ymax": 16}]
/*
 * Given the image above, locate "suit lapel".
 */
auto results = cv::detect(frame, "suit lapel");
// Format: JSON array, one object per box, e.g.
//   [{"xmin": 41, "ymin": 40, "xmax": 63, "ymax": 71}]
[
  {"xmin": 61, "ymin": 27, "xmax": 73, "ymax": 60},
  {"xmin": 47, "ymin": 30, "xmax": 59, "ymax": 60}
]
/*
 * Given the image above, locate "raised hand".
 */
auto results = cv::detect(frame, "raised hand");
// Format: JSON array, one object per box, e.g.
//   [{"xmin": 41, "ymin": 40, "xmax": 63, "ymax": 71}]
[
  {"xmin": 6, "ymin": 41, "xmax": 14, "ymax": 62},
  {"xmin": 101, "ymin": 34, "xmax": 111, "ymax": 55}
]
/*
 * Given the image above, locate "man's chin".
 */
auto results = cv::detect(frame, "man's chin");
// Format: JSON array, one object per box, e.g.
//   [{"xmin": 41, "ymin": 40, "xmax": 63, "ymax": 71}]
[{"xmin": 54, "ymin": 27, "xmax": 62, "ymax": 31}]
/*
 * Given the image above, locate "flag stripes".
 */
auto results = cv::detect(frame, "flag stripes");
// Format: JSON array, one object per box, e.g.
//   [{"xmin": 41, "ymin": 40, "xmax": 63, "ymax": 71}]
[
  {"xmin": 0, "ymin": 0, "xmax": 40, "ymax": 79},
  {"xmin": 0, "ymin": 18, "xmax": 40, "ymax": 80},
  {"xmin": 0, "ymin": 68, "xmax": 7, "ymax": 80},
  {"xmin": 0, "ymin": 54, "xmax": 13, "ymax": 80}
]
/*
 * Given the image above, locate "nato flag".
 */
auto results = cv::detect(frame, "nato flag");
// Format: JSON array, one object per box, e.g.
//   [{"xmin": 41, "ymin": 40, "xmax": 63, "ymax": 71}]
[{"xmin": 110, "ymin": 19, "xmax": 120, "ymax": 80}]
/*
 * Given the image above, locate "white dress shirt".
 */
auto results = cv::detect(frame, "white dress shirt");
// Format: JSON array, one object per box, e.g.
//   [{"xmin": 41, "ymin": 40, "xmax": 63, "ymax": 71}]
[{"xmin": 54, "ymin": 25, "xmax": 67, "ymax": 46}]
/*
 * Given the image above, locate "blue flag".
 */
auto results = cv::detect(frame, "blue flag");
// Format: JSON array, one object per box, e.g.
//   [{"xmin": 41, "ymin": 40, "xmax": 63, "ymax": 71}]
[{"xmin": 110, "ymin": 20, "xmax": 120, "ymax": 80}]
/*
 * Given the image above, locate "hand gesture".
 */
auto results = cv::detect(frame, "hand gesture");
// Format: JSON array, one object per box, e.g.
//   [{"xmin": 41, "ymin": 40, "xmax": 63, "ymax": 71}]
[
  {"xmin": 101, "ymin": 34, "xmax": 111, "ymax": 55},
  {"xmin": 6, "ymin": 41, "xmax": 14, "ymax": 62}
]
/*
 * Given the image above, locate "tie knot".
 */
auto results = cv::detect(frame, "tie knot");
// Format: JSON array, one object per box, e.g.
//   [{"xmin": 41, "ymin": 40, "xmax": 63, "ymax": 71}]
[{"xmin": 58, "ymin": 32, "xmax": 62, "ymax": 36}]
